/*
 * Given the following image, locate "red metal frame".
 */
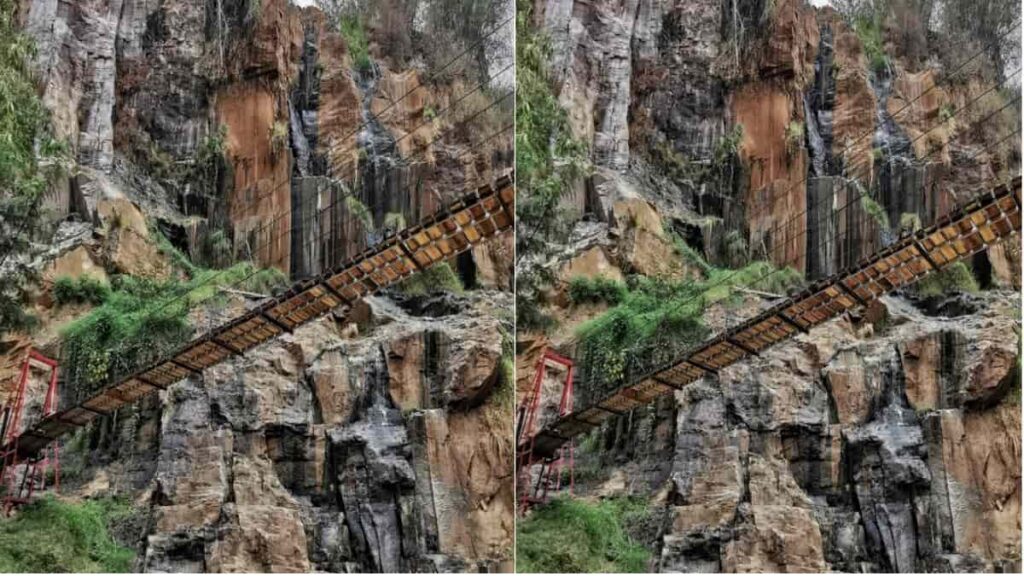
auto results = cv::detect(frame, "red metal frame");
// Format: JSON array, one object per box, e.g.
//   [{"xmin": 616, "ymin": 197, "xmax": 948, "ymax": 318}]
[
  {"xmin": 0, "ymin": 350, "xmax": 60, "ymax": 513},
  {"xmin": 516, "ymin": 349, "xmax": 575, "ymax": 514}
]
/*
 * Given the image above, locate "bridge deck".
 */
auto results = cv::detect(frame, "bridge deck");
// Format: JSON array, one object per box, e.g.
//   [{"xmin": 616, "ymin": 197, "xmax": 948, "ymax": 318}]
[
  {"xmin": 13, "ymin": 173, "xmax": 515, "ymax": 459},
  {"xmin": 527, "ymin": 178, "xmax": 1021, "ymax": 460}
]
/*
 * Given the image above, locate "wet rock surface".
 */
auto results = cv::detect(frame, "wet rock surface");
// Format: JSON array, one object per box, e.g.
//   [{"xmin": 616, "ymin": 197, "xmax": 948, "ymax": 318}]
[
  {"xmin": 62, "ymin": 293, "xmax": 513, "ymax": 572},
  {"xmin": 569, "ymin": 291, "xmax": 1020, "ymax": 573}
]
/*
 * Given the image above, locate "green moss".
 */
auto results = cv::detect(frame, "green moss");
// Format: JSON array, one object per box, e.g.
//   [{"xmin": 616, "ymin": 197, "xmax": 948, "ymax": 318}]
[
  {"xmin": 861, "ymin": 194, "xmax": 891, "ymax": 231},
  {"xmin": 516, "ymin": 497, "xmax": 651, "ymax": 573},
  {"xmin": 898, "ymin": 212, "xmax": 922, "ymax": 232},
  {"xmin": 53, "ymin": 275, "xmax": 111, "ymax": 307},
  {"xmin": 568, "ymin": 276, "xmax": 628, "ymax": 306},
  {"xmin": 670, "ymin": 234, "xmax": 713, "ymax": 275},
  {"xmin": 0, "ymin": 496, "xmax": 135, "ymax": 572},
  {"xmin": 714, "ymin": 124, "xmax": 744, "ymax": 165},
  {"xmin": 339, "ymin": 16, "xmax": 372, "ymax": 71},
  {"xmin": 913, "ymin": 261, "xmax": 979, "ymax": 297},
  {"xmin": 395, "ymin": 262, "xmax": 464, "ymax": 296},
  {"xmin": 383, "ymin": 212, "xmax": 406, "ymax": 231},
  {"xmin": 785, "ymin": 121, "xmax": 804, "ymax": 154},
  {"xmin": 345, "ymin": 195, "xmax": 374, "ymax": 231}
]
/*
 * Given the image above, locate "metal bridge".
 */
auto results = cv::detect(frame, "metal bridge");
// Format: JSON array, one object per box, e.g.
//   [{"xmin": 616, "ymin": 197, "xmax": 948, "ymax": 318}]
[
  {"xmin": 522, "ymin": 177, "xmax": 1021, "ymax": 463},
  {"xmin": 5, "ymin": 173, "xmax": 515, "ymax": 461}
]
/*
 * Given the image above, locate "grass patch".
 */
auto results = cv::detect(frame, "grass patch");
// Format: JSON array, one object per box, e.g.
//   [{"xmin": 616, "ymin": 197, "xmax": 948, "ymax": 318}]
[
  {"xmin": 913, "ymin": 261, "xmax": 979, "ymax": 297},
  {"xmin": 568, "ymin": 276, "xmax": 628, "ymax": 306},
  {"xmin": 516, "ymin": 497, "xmax": 651, "ymax": 573},
  {"xmin": 53, "ymin": 275, "xmax": 110, "ymax": 307},
  {"xmin": 395, "ymin": 262, "xmax": 463, "ymax": 296},
  {"xmin": 0, "ymin": 496, "xmax": 134, "ymax": 572},
  {"xmin": 339, "ymin": 15, "xmax": 372, "ymax": 71},
  {"xmin": 853, "ymin": 15, "xmax": 888, "ymax": 72}
]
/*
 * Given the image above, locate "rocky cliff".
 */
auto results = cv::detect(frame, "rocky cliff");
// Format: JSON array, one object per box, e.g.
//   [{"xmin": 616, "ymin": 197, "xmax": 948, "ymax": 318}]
[
  {"xmin": 517, "ymin": 0, "xmax": 1020, "ymax": 572},
  {"xmin": 2, "ymin": 0, "xmax": 513, "ymax": 571}
]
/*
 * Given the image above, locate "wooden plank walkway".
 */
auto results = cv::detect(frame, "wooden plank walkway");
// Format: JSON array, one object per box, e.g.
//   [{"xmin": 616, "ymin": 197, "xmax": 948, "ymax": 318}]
[
  {"xmin": 10, "ymin": 173, "xmax": 515, "ymax": 459},
  {"xmin": 526, "ymin": 177, "xmax": 1021, "ymax": 460}
]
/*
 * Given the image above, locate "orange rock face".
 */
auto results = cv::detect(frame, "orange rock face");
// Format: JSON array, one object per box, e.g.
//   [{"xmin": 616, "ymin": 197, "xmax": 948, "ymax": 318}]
[
  {"xmin": 732, "ymin": 84, "xmax": 808, "ymax": 271},
  {"xmin": 217, "ymin": 81, "xmax": 293, "ymax": 273}
]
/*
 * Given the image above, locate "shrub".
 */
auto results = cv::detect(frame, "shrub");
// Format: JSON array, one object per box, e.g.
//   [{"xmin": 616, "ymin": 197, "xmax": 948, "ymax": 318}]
[
  {"xmin": 60, "ymin": 262, "xmax": 287, "ymax": 396},
  {"xmin": 574, "ymin": 261, "xmax": 803, "ymax": 398},
  {"xmin": 568, "ymin": 277, "xmax": 627, "ymax": 306},
  {"xmin": 339, "ymin": 15, "xmax": 372, "ymax": 71},
  {"xmin": 0, "ymin": 496, "xmax": 135, "ymax": 572},
  {"xmin": 395, "ymin": 262, "xmax": 463, "ymax": 296},
  {"xmin": 853, "ymin": 15, "xmax": 888, "ymax": 73},
  {"xmin": 516, "ymin": 497, "xmax": 651, "ymax": 573},
  {"xmin": 913, "ymin": 261, "xmax": 979, "ymax": 297},
  {"xmin": 53, "ymin": 276, "xmax": 111, "ymax": 307}
]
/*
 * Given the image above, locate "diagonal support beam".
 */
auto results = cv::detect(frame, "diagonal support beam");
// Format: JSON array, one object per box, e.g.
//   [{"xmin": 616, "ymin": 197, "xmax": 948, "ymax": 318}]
[{"xmin": 687, "ymin": 359, "xmax": 718, "ymax": 375}]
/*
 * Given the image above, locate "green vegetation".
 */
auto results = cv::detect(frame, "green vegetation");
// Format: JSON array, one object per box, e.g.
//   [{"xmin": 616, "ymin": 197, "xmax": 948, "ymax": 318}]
[
  {"xmin": 714, "ymin": 124, "xmax": 745, "ymax": 165},
  {"xmin": 898, "ymin": 212, "xmax": 922, "ymax": 232},
  {"xmin": 939, "ymin": 103, "xmax": 955, "ymax": 123},
  {"xmin": 516, "ymin": 0, "xmax": 588, "ymax": 330},
  {"xmin": 383, "ymin": 211, "xmax": 406, "ymax": 231},
  {"xmin": 423, "ymin": 106, "xmax": 437, "ymax": 121},
  {"xmin": 395, "ymin": 262, "xmax": 463, "ymax": 296},
  {"xmin": 0, "ymin": 496, "xmax": 134, "ymax": 572},
  {"xmin": 61, "ymin": 262, "xmax": 286, "ymax": 394},
  {"xmin": 568, "ymin": 276, "xmax": 628, "ymax": 306},
  {"xmin": 861, "ymin": 194, "xmax": 891, "ymax": 231},
  {"xmin": 785, "ymin": 121, "xmax": 805, "ymax": 154},
  {"xmin": 517, "ymin": 497, "xmax": 652, "ymax": 573},
  {"xmin": 913, "ymin": 261, "xmax": 979, "ymax": 297},
  {"xmin": 339, "ymin": 15, "xmax": 372, "ymax": 71},
  {"xmin": 345, "ymin": 195, "xmax": 374, "ymax": 231},
  {"xmin": 575, "ymin": 257, "xmax": 803, "ymax": 387},
  {"xmin": 53, "ymin": 275, "xmax": 111, "ymax": 307},
  {"xmin": 0, "ymin": 0, "xmax": 65, "ymax": 337},
  {"xmin": 670, "ymin": 234, "xmax": 713, "ymax": 275},
  {"xmin": 269, "ymin": 121, "xmax": 288, "ymax": 155},
  {"xmin": 853, "ymin": 15, "xmax": 889, "ymax": 72}
]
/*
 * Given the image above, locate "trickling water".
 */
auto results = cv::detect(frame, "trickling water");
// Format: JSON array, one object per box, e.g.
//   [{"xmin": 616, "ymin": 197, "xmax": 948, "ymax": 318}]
[
  {"xmin": 868, "ymin": 64, "xmax": 925, "ymax": 246},
  {"xmin": 352, "ymin": 63, "xmax": 400, "ymax": 248}
]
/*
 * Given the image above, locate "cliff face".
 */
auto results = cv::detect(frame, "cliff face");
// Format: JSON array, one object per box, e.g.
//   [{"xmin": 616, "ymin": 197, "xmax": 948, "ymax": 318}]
[
  {"xmin": 5, "ymin": 0, "xmax": 513, "ymax": 571},
  {"xmin": 82, "ymin": 293, "xmax": 514, "ymax": 572},
  {"xmin": 520, "ymin": 0, "xmax": 1020, "ymax": 572}
]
